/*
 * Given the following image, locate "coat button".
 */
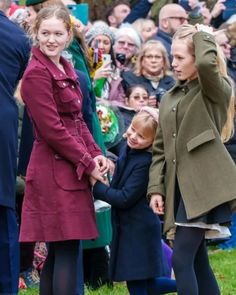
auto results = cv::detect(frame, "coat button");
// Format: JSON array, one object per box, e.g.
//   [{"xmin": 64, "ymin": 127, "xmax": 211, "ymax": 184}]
[
  {"xmin": 172, "ymin": 159, "xmax": 176, "ymax": 164},
  {"xmin": 63, "ymin": 82, "xmax": 66, "ymax": 86},
  {"xmin": 77, "ymin": 100, "xmax": 80, "ymax": 104},
  {"xmin": 172, "ymin": 132, "xmax": 176, "ymax": 138},
  {"xmin": 172, "ymin": 107, "xmax": 176, "ymax": 112},
  {"xmin": 72, "ymin": 85, "xmax": 75, "ymax": 89}
]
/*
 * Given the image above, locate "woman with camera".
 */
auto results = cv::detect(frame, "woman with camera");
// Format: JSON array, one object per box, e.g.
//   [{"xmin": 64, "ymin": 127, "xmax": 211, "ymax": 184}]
[
  {"xmin": 122, "ymin": 40, "xmax": 175, "ymax": 108},
  {"xmin": 85, "ymin": 22, "xmax": 126, "ymax": 106}
]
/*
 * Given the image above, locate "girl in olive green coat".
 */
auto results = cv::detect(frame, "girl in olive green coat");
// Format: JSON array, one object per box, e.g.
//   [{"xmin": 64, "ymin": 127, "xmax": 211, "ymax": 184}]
[{"xmin": 148, "ymin": 24, "xmax": 236, "ymax": 295}]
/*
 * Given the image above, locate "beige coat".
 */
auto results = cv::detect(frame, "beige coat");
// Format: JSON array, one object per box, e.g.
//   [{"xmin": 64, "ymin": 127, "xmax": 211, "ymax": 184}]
[{"xmin": 148, "ymin": 32, "xmax": 236, "ymax": 234}]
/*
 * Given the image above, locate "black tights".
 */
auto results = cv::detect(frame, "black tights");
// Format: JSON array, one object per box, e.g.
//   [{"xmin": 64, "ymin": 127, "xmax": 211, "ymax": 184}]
[
  {"xmin": 172, "ymin": 226, "xmax": 220, "ymax": 295},
  {"xmin": 40, "ymin": 240, "xmax": 80, "ymax": 295}
]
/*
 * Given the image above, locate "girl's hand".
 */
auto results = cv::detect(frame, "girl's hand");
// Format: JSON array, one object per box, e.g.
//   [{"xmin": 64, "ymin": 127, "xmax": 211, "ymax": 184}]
[
  {"xmin": 90, "ymin": 166, "xmax": 106, "ymax": 184},
  {"xmin": 89, "ymin": 176, "xmax": 97, "ymax": 186},
  {"xmin": 94, "ymin": 155, "xmax": 110, "ymax": 174},
  {"xmin": 90, "ymin": 166, "xmax": 103, "ymax": 180},
  {"xmin": 195, "ymin": 24, "xmax": 213, "ymax": 35},
  {"xmin": 149, "ymin": 194, "xmax": 164, "ymax": 215}
]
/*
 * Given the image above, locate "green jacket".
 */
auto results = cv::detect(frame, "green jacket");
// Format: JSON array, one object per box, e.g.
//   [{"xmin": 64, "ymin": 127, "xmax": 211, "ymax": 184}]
[
  {"xmin": 67, "ymin": 39, "xmax": 106, "ymax": 154},
  {"xmin": 148, "ymin": 32, "xmax": 236, "ymax": 234}
]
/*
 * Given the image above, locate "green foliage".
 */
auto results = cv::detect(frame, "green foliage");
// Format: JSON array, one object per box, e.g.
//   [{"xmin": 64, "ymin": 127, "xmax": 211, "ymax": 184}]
[{"xmin": 19, "ymin": 249, "xmax": 236, "ymax": 295}]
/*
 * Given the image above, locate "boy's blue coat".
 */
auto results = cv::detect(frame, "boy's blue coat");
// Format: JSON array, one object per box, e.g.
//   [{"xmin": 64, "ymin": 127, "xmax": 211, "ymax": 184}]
[{"xmin": 93, "ymin": 144, "xmax": 164, "ymax": 281}]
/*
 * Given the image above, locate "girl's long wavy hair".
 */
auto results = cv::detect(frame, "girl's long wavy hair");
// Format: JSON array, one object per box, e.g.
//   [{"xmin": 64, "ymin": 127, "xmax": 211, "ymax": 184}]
[{"xmin": 173, "ymin": 24, "xmax": 235, "ymax": 142}]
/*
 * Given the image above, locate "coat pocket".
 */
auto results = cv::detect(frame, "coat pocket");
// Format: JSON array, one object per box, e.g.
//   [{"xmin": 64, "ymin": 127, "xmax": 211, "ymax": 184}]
[
  {"xmin": 187, "ymin": 129, "xmax": 216, "ymax": 152},
  {"xmin": 52, "ymin": 155, "xmax": 89, "ymax": 191},
  {"xmin": 55, "ymin": 80, "xmax": 77, "ymax": 103}
]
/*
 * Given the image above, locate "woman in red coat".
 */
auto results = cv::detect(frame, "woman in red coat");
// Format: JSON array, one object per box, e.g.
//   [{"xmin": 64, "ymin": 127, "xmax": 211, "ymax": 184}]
[{"xmin": 19, "ymin": 5, "xmax": 108, "ymax": 295}]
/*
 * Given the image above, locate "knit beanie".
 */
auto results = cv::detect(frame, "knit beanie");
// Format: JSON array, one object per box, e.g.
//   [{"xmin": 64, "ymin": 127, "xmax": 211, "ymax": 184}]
[
  {"xmin": 115, "ymin": 24, "xmax": 142, "ymax": 48},
  {"xmin": 85, "ymin": 23, "xmax": 115, "ymax": 46},
  {"xmin": 25, "ymin": 0, "xmax": 46, "ymax": 6}
]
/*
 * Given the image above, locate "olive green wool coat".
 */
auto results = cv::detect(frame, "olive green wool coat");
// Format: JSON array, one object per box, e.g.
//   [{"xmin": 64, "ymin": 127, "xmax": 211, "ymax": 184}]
[{"xmin": 148, "ymin": 31, "xmax": 236, "ymax": 234}]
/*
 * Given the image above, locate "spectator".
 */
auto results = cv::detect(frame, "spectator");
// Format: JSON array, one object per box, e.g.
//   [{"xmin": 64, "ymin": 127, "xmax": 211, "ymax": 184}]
[
  {"xmin": 113, "ymin": 24, "xmax": 142, "ymax": 70},
  {"xmin": 132, "ymin": 18, "xmax": 157, "ymax": 42},
  {"xmin": 85, "ymin": 23, "xmax": 126, "ymax": 105},
  {"xmin": 105, "ymin": 0, "xmax": 130, "ymax": 28},
  {"xmin": 0, "ymin": 0, "xmax": 30, "ymax": 293},
  {"xmin": 155, "ymin": 3, "xmax": 188, "ymax": 63},
  {"xmin": 122, "ymin": 40, "xmax": 175, "ymax": 108},
  {"xmin": 110, "ymin": 84, "xmax": 150, "ymax": 155}
]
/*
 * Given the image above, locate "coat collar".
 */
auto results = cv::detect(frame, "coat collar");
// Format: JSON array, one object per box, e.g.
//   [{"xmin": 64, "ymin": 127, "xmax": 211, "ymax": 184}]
[
  {"xmin": 32, "ymin": 46, "xmax": 77, "ymax": 82},
  {"xmin": 170, "ymin": 78, "xmax": 199, "ymax": 93},
  {"xmin": 156, "ymin": 29, "xmax": 172, "ymax": 43}
]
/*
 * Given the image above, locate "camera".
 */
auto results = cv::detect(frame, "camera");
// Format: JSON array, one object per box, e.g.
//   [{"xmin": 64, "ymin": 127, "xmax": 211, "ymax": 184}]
[{"xmin": 116, "ymin": 53, "xmax": 126, "ymax": 65}]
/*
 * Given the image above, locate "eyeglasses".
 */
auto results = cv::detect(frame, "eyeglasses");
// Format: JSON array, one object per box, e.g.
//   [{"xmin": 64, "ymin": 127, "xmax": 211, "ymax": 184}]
[
  {"xmin": 117, "ymin": 40, "xmax": 136, "ymax": 49},
  {"xmin": 143, "ymin": 54, "xmax": 163, "ymax": 60},
  {"xmin": 130, "ymin": 95, "xmax": 149, "ymax": 100},
  {"xmin": 167, "ymin": 16, "xmax": 188, "ymax": 24}
]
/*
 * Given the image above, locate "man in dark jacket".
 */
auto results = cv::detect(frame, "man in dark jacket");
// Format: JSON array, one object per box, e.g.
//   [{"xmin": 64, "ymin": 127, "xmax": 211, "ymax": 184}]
[
  {"xmin": 154, "ymin": 4, "xmax": 188, "ymax": 63},
  {"xmin": 0, "ymin": 0, "xmax": 30, "ymax": 292}
]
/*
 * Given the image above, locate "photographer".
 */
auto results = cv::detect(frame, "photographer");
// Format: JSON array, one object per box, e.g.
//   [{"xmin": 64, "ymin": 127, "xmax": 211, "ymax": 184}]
[
  {"xmin": 113, "ymin": 23, "xmax": 142, "ymax": 71},
  {"xmin": 122, "ymin": 40, "xmax": 175, "ymax": 108}
]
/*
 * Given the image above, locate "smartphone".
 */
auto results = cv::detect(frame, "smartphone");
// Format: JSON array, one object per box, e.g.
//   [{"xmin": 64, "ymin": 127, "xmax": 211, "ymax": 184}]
[
  {"xmin": 67, "ymin": 3, "xmax": 89, "ymax": 25},
  {"xmin": 102, "ymin": 54, "xmax": 111, "ymax": 63}
]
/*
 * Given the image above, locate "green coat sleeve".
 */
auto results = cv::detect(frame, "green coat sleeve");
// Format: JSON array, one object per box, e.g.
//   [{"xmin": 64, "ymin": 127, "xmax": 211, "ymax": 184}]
[
  {"xmin": 193, "ymin": 32, "xmax": 232, "ymax": 106},
  {"xmin": 147, "ymin": 120, "xmax": 166, "ymax": 197}
]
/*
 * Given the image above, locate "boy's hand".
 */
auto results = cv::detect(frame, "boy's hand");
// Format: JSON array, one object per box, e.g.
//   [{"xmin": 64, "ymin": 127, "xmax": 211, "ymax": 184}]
[{"xmin": 149, "ymin": 194, "xmax": 164, "ymax": 215}]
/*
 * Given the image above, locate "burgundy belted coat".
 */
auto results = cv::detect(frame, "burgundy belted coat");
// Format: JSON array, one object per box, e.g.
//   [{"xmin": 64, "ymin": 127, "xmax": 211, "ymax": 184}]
[{"xmin": 19, "ymin": 47, "xmax": 101, "ymax": 242}]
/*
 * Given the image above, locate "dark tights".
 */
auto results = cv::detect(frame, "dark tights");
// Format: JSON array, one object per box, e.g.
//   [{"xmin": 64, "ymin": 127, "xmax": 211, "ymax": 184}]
[
  {"xmin": 172, "ymin": 226, "xmax": 220, "ymax": 295},
  {"xmin": 40, "ymin": 240, "xmax": 79, "ymax": 295}
]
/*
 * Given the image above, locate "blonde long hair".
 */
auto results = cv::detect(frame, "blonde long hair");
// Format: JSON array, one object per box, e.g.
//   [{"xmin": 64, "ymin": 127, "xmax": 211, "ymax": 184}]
[{"xmin": 173, "ymin": 24, "xmax": 235, "ymax": 142}]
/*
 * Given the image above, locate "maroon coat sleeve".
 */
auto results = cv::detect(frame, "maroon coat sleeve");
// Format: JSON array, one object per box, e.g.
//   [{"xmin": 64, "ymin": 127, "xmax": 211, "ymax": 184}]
[{"xmin": 21, "ymin": 66, "xmax": 101, "ymax": 179}]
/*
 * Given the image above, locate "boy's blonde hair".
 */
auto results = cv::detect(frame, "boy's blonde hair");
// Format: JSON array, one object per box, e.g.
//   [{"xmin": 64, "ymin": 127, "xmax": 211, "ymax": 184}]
[{"xmin": 131, "ymin": 107, "xmax": 159, "ymax": 139}]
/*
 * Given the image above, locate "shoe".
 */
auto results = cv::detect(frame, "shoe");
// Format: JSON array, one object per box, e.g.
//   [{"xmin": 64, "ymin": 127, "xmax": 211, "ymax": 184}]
[{"xmin": 20, "ymin": 267, "xmax": 40, "ymax": 288}]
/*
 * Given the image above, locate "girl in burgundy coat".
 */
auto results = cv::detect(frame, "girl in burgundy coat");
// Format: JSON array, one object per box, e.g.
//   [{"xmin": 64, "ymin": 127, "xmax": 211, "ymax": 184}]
[{"xmin": 19, "ymin": 6, "xmax": 108, "ymax": 295}]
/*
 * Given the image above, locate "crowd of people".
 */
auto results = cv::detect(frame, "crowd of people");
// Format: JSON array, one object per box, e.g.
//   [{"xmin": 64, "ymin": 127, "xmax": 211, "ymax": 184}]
[{"xmin": 1, "ymin": 0, "xmax": 236, "ymax": 294}]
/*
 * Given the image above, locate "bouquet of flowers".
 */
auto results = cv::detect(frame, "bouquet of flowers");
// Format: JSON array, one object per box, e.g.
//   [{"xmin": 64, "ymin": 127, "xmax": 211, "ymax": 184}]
[{"xmin": 96, "ymin": 104, "xmax": 120, "ymax": 148}]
